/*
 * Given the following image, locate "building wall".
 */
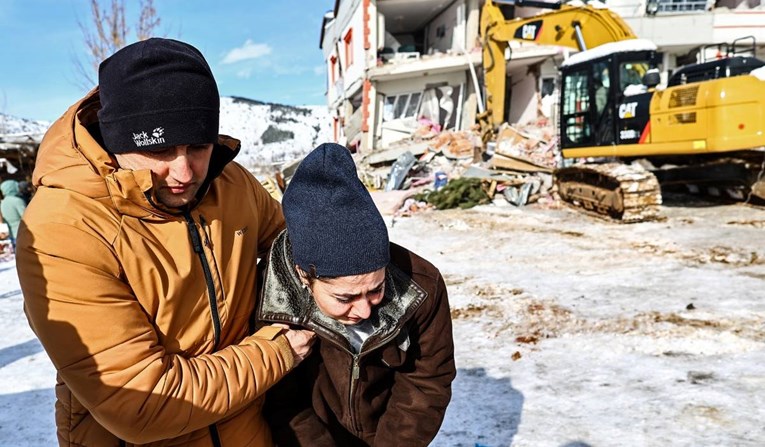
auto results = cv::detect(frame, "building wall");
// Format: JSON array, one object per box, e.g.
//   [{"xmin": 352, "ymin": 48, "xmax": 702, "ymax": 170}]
[
  {"xmin": 508, "ymin": 66, "xmax": 538, "ymax": 124},
  {"xmin": 426, "ymin": 0, "xmax": 466, "ymax": 53},
  {"xmin": 338, "ymin": 5, "xmax": 368, "ymax": 97},
  {"xmin": 322, "ymin": 0, "xmax": 482, "ymax": 151}
]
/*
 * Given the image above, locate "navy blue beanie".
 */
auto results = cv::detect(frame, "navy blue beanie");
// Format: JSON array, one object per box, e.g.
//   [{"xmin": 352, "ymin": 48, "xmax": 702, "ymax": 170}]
[
  {"xmin": 97, "ymin": 38, "xmax": 220, "ymax": 154},
  {"xmin": 282, "ymin": 143, "xmax": 390, "ymax": 277}
]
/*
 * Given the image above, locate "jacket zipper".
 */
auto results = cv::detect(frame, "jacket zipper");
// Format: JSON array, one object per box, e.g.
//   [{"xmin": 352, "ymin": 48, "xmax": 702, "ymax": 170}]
[
  {"xmin": 348, "ymin": 355, "xmax": 360, "ymax": 431},
  {"xmin": 184, "ymin": 212, "xmax": 221, "ymax": 349},
  {"xmin": 321, "ymin": 324, "xmax": 408, "ymax": 435}
]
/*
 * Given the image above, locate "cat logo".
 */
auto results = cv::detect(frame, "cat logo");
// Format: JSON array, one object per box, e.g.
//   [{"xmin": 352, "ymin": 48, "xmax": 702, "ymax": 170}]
[
  {"xmin": 619, "ymin": 102, "xmax": 638, "ymax": 119},
  {"xmin": 513, "ymin": 20, "xmax": 542, "ymax": 41},
  {"xmin": 521, "ymin": 24, "xmax": 537, "ymax": 40}
]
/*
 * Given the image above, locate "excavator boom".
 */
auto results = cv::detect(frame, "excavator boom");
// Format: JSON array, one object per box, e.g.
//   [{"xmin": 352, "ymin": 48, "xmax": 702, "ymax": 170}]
[{"xmin": 480, "ymin": 0, "xmax": 636, "ymax": 130}]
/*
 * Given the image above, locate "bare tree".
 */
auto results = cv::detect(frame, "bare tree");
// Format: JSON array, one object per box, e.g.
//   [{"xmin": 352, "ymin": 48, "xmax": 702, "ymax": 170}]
[{"xmin": 74, "ymin": 0, "xmax": 161, "ymax": 90}]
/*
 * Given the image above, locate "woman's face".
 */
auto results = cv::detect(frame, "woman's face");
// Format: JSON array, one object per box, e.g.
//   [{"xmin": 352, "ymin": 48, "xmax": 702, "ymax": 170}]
[{"xmin": 301, "ymin": 267, "xmax": 386, "ymax": 325}]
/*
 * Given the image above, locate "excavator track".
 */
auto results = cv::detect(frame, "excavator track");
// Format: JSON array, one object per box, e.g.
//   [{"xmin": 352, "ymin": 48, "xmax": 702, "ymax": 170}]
[{"xmin": 555, "ymin": 163, "xmax": 662, "ymax": 223}]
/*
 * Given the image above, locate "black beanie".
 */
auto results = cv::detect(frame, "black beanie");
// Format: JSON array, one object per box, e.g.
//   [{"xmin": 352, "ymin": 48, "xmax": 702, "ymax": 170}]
[
  {"xmin": 282, "ymin": 143, "xmax": 390, "ymax": 278},
  {"xmin": 97, "ymin": 38, "xmax": 220, "ymax": 154}
]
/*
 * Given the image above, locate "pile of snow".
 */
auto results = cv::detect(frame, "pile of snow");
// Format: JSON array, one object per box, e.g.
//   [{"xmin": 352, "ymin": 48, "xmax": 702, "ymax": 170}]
[{"xmin": 219, "ymin": 97, "xmax": 331, "ymax": 172}]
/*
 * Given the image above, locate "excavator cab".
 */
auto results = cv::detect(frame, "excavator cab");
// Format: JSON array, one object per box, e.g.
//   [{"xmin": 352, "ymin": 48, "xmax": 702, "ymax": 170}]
[{"xmin": 559, "ymin": 44, "xmax": 661, "ymax": 151}]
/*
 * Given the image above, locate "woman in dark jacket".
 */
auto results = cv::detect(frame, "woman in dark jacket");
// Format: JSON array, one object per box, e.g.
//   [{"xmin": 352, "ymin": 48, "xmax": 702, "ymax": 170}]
[{"xmin": 257, "ymin": 143, "xmax": 456, "ymax": 446}]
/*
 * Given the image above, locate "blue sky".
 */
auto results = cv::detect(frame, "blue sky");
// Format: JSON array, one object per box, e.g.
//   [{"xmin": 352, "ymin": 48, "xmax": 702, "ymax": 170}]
[{"xmin": 0, "ymin": 0, "xmax": 335, "ymax": 121}]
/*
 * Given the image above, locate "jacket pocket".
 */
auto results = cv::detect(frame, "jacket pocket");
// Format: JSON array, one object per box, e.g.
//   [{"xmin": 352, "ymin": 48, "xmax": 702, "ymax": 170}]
[{"xmin": 379, "ymin": 330, "xmax": 410, "ymax": 368}]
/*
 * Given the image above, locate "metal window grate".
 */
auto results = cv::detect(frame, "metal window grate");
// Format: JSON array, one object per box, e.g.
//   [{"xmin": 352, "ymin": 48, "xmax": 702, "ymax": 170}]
[{"xmin": 656, "ymin": 0, "xmax": 711, "ymax": 13}]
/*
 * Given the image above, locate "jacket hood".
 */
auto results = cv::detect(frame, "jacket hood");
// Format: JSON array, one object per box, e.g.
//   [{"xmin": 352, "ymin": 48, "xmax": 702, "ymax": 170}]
[
  {"xmin": 0, "ymin": 180, "xmax": 19, "ymax": 198},
  {"xmin": 34, "ymin": 89, "xmax": 240, "ymax": 219},
  {"xmin": 259, "ymin": 230, "xmax": 427, "ymax": 352}
]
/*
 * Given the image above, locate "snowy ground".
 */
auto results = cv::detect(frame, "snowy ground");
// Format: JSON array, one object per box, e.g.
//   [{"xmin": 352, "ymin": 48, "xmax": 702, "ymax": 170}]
[{"xmin": 1, "ymin": 193, "xmax": 764, "ymax": 446}]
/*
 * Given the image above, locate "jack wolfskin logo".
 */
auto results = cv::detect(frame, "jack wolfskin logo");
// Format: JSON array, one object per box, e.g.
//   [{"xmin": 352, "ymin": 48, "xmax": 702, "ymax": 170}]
[{"xmin": 133, "ymin": 128, "xmax": 166, "ymax": 147}]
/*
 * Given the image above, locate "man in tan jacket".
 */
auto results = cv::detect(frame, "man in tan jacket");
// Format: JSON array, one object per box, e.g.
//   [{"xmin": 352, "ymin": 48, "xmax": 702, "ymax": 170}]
[{"xmin": 17, "ymin": 38, "xmax": 314, "ymax": 446}]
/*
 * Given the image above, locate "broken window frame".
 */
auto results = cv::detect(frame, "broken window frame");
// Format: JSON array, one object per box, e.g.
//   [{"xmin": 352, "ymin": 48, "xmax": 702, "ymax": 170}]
[{"xmin": 382, "ymin": 91, "xmax": 423, "ymax": 123}]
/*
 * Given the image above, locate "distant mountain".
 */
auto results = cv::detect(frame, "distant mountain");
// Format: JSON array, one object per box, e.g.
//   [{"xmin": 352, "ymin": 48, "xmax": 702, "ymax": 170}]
[
  {"xmin": 219, "ymin": 96, "xmax": 331, "ymax": 172},
  {"xmin": 0, "ymin": 114, "xmax": 51, "ymax": 138},
  {"xmin": 0, "ymin": 96, "xmax": 332, "ymax": 171}
]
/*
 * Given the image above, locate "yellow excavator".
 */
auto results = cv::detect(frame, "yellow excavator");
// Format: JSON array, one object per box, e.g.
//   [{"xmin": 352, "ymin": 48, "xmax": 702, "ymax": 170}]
[{"xmin": 481, "ymin": 0, "xmax": 765, "ymax": 221}]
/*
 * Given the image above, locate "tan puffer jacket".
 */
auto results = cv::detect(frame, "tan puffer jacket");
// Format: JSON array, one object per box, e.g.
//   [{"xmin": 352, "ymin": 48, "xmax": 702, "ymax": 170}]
[{"xmin": 17, "ymin": 89, "xmax": 292, "ymax": 446}]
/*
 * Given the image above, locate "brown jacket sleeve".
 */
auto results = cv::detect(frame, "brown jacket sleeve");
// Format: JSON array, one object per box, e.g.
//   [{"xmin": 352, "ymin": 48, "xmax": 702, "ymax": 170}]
[
  {"xmin": 19, "ymin": 222, "xmax": 294, "ymax": 444},
  {"xmin": 373, "ymin": 273, "xmax": 456, "ymax": 447}
]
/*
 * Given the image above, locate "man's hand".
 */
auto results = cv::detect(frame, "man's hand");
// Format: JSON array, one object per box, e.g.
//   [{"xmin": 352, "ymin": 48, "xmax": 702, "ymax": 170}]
[{"xmin": 273, "ymin": 324, "xmax": 316, "ymax": 366}]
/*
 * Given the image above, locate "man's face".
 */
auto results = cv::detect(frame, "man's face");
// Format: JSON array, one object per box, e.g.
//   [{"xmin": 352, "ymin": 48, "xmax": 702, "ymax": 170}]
[{"xmin": 115, "ymin": 144, "xmax": 214, "ymax": 208}]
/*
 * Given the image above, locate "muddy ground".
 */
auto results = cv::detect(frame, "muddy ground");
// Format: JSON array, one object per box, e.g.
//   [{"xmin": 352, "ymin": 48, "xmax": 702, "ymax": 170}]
[{"xmin": 387, "ymin": 193, "xmax": 765, "ymax": 447}]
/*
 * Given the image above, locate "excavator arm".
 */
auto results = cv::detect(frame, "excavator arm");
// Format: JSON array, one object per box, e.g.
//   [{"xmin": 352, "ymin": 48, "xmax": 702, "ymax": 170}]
[{"xmin": 480, "ymin": 0, "xmax": 637, "ymax": 133}]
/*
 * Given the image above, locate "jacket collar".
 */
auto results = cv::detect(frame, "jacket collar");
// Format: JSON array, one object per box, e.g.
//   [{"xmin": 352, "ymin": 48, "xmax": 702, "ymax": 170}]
[{"xmin": 258, "ymin": 230, "xmax": 427, "ymax": 354}]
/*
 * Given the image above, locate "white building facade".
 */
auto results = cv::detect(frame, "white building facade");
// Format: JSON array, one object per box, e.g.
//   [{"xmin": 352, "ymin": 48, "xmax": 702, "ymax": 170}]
[{"xmin": 320, "ymin": 0, "xmax": 484, "ymax": 153}]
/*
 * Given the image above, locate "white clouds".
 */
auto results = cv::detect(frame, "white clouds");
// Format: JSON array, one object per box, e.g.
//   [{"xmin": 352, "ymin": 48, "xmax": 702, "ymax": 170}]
[
  {"xmin": 236, "ymin": 68, "xmax": 253, "ymax": 79},
  {"xmin": 313, "ymin": 65, "xmax": 325, "ymax": 76},
  {"xmin": 222, "ymin": 40, "xmax": 272, "ymax": 64}
]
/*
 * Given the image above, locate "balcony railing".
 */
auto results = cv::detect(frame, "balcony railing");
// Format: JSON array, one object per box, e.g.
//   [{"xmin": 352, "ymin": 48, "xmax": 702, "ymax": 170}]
[{"xmin": 646, "ymin": 0, "xmax": 713, "ymax": 14}]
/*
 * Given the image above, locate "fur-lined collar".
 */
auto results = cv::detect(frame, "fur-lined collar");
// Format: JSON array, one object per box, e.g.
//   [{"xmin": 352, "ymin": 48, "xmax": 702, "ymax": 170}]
[{"xmin": 257, "ymin": 230, "xmax": 427, "ymax": 354}]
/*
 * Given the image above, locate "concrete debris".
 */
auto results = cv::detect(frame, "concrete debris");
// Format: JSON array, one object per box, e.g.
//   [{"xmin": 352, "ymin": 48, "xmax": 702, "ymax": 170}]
[
  {"xmin": 495, "ymin": 119, "xmax": 558, "ymax": 169},
  {"xmin": 262, "ymin": 115, "xmax": 561, "ymax": 216},
  {"xmin": 428, "ymin": 130, "xmax": 481, "ymax": 160},
  {"xmin": 354, "ymin": 117, "xmax": 560, "ymax": 216},
  {"xmin": 385, "ymin": 151, "xmax": 417, "ymax": 191}
]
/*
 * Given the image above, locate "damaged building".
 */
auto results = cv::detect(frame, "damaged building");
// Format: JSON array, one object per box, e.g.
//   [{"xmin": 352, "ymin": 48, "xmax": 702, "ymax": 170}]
[
  {"xmin": 320, "ymin": 0, "xmax": 765, "ymax": 154},
  {"xmin": 319, "ymin": 0, "xmax": 485, "ymax": 153},
  {"xmin": 318, "ymin": 0, "xmax": 574, "ymax": 154}
]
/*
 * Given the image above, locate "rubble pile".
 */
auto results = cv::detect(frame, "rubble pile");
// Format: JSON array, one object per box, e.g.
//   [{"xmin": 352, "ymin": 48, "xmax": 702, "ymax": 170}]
[
  {"xmin": 361, "ymin": 118, "xmax": 561, "ymax": 215},
  {"xmin": 428, "ymin": 130, "xmax": 480, "ymax": 160},
  {"xmin": 259, "ymin": 117, "xmax": 562, "ymax": 217},
  {"xmin": 494, "ymin": 118, "xmax": 558, "ymax": 169}
]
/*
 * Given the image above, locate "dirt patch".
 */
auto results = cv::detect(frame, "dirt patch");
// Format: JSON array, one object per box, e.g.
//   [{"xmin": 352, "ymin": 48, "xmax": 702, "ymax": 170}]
[
  {"xmin": 726, "ymin": 219, "xmax": 765, "ymax": 228},
  {"xmin": 742, "ymin": 271, "xmax": 765, "ymax": 280},
  {"xmin": 628, "ymin": 241, "xmax": 763, "ymax": 267},
  {"xmin": 451, "ymin": 303, "xmax": 503, "ymax": 319},
  {"xmin": 680, "ymin": 404, "xmax": 731, "ymax": 427},
  {"xmin": 450, "ymin": 284, "xmax": 526, "ymax": 320},
  {"xmin": 443, "ymin": 274, "xmax": 471, "ymax": 286},
  {"xmin": 630, "ymin": 241, "xmax": 678, "ymax": 257},
  {"xmin": 470, "ymin": 296, "xmax": 765, "ymax": 343},
  {"xmin": 682, "ymin": 246, "xmax": 763, "ymax": 266}
]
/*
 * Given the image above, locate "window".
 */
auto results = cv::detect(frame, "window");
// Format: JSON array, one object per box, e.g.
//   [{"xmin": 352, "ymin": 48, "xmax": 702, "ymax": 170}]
[
  {"xmin": 619, "ymin": 61, "xmax": 650, "ymax": 93},
  {"xmin": 541, "ymin": 78, "xmax": 555, "ymax": 97},
  {"xmin": 344, "ymin": 29, "xmax": 353, "ymax": 67},
  {"xmin": 330, "ymin": 55, "xmax": 337, "ymax": 84},
  {"xmin": 593, "ymin": 61, "xmax": 610, "ymax": 117},
  {"xmin": 383, "ymin": 92, "xmax": 422, "ymax": 122},
  {"xmin": 561, "ymin": 70, "xmax": 591, "ymax": 145}
]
